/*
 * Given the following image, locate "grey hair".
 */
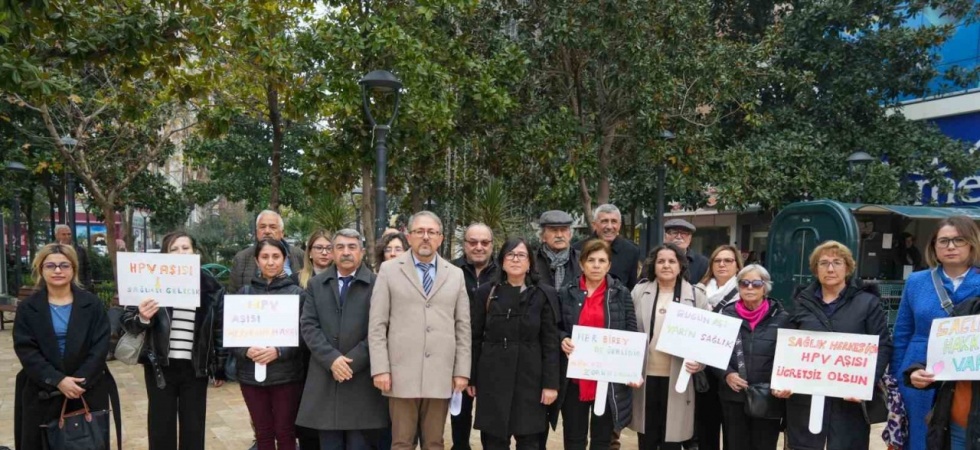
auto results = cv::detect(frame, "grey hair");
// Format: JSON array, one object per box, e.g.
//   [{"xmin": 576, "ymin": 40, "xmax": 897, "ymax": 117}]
[
  {"xmin": 54, "ymin": 224, "xmax": 71, "ymax": 233},
  {"xmin": 409, "ymin": 211, "xmax": 443, "ymax": 233},
  {"xmin": 464, "ymin": 223, "xmax": 493, "ymax": 240},
  {"xmin": 255, "ymin": 210, "xmax": 284, "ymax": 229},
  {"xmin": 333, "ymin": 228, "xmax": 363, "ymax": 247},
  {"xmin": 737, "ymin": 264, "xmax": 773, "ymax": 294},
  {"xmin": 593, "ymin": 203, "xmax": 621, "ymax": 221}
]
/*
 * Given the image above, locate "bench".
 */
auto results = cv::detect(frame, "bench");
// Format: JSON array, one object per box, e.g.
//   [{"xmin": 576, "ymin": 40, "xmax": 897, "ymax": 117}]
[{"xmin": 0, "ymin": 295, "xmax": 16, "ymax": 331}]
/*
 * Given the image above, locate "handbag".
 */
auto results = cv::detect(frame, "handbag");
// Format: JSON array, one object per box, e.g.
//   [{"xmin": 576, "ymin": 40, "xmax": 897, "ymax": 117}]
[
  {"xmin": 42, "ymin": 396, "xmax": 110, "ymax": 450},
  {"xmin": 735, "ymin": 336, "xmax": 785, "ymax": 420},
  {"xmin": 114, "ymin": 328, "xmax": 145, "ymax": 366}
]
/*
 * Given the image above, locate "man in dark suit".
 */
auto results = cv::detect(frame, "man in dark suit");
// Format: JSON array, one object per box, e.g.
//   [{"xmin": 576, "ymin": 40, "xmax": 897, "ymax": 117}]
[
  {"xmin": 297, "ymin": 228, "xmax": 387, "ymax": 450},
  {"xmin": 574, "ymin": 203, "xmax": 640, "ymax": 289}
]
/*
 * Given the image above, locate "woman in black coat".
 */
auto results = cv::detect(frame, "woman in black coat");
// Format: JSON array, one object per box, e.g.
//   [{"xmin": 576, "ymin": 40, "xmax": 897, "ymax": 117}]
[
  {"xmin": 14, "ymin": 243, "xmax": 117, "ymax": 450},
  {"xmin": 120, "ymin": 231, "xmax": 226, "ymax": 450},
  {"xmin": 773, "ymin": 241, "xmax": 893, "ymax": 450},
  {"xmin": 557, "ymin": 239, "xmax": 638, "ymax": 450},
  {"xmin": 470, "ymin": 237, "xmax": 561, "ymax": 450}
]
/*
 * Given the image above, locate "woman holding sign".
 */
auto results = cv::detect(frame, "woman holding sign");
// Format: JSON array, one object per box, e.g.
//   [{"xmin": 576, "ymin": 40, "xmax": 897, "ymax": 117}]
[
  {"xmin": 470, "ymin": 237, "xmax": 561, "ymax": 450},
  {"xmin": 715, "ymin": 264, "xmax": 788, "ymax": 450},
  {"xmin": 892, "ymin": 216, "xmax": 980, "ymax": 450},
  {"xmin": 774, "ymin": 241, "xmax": 893, "ymax": 450},
  {"xmin": 121, "ymin": 231, "xmax": 226, "ymax": 450},
  {"xmin": 557, "ymin": 239, "xmax": 638, "ymax": 450},
  {"xmin": 628, "ymin": 243, "xmax": 709, "ymax": 450},
  {"xmin": 233, "ymin": 238, "xmax": 306, "ymax": 450}
]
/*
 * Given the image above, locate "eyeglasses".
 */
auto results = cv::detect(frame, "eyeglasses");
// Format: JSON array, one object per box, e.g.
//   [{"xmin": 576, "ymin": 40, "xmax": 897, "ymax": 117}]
[
  {"xmin": 505, "ymin": 252, "xmax": 529, "ymax": 261},
  {"xmin": 311, "ymin": 245, "xmax": 333, "ymax": 253},
  {"xmin": 666, "ymin": 229, "xmax": 692, "ymax": 238},
  {"xmin": 465, "ymin": 239, "xmax": 492, "ymax": 247},
  {"xmin": 410, "ymin": 229, "xmax": 442, "ymax": 238},
  {"xmin": 384, "ymin": 246, "xmax": 404, "ymax": 253},
  {"xmin": 43, "ymin": 262, "xmax": 73, "ymax": 272},
  {"xmin": 713, "ymin": 258, "xmax": 736, "ymax": 265},
  {"xmin": 817, "ymin": 260, "xmax": 845, "ymax": 269},
  {"xmin": 937, "ymin": 237, "xmax": 969, "ymax": 248},
  {"xmin": 739, "ymin": 279, "xmax": 765, "ymax": 289}
]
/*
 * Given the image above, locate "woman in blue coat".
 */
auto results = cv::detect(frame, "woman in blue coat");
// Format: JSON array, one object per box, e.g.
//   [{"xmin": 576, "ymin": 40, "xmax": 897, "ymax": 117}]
[{"xmin": 890, "ymin": 216, "xmax": 980, "ymax": 450}]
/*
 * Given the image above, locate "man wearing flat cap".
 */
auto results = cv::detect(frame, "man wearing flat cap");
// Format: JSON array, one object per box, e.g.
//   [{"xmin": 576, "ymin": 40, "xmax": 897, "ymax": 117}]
[
  {"xmin": 535, "ymin": 210, "xmax": 582, "ymax": 291},
  {"xmin": 664, "ymin": 218, "xmax": 709, "ymax": 286}
]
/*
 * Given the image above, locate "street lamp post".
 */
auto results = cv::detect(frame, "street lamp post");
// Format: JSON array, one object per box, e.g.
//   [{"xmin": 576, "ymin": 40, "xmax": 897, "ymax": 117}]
[
  {"xmin": 847, "ymin": 150, "xmax": 875, "ymax": 203},
  {"xmin": 350, "ymin": 187, "xmax": 363, "ymax": 233},
  {"xmin": 645, "ymin": 130, "xmax": 676, "ymax": 254},
  {"xmin": 5, "ymin": 161, "xmax": 28, "ymax": 293},
  {"xmin": 359, "ymin": 70, "xmax": 403, "ymax": 240},
  {"xmin": 61, "ymin": 136, "xmax": 78, "ymax": 244}
]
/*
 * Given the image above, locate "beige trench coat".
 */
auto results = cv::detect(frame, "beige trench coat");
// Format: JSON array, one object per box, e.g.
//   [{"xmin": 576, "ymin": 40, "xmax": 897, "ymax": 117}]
[
  {"xmin": 628, "ymin": 280, "xmax": 708, "ymax": 442},
  {"xmin": 368, "ymin": 251, "xmax": 472, "ymax": 399}
]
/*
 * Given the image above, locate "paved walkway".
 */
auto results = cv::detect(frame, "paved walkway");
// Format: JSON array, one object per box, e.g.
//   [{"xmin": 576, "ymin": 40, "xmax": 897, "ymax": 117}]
[{"xmin": 1, "ymin": 328, "xmax": 887, "ymax": 449}]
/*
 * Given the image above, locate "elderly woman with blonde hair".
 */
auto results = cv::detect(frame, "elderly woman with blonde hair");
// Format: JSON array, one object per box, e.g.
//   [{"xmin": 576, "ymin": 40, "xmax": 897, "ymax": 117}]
[{"xmin": 773, "ymin": 240, "xmax": 892, "ymax": 450}]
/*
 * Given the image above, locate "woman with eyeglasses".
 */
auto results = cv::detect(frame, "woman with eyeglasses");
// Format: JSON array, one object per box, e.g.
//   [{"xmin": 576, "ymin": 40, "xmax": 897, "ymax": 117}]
[
  {"xmin": 14, "ymin": 244, "xmax": 118, "ymax": 449},
  {"xmin": 891, "ymin": 216, "xmax": 980, "ymax": 450},
  {"xmin": 773, "ymin": 240, "xmax": 893, "ymax": 450},
  {"xmin": 295, "ymin": 229, "xmax": 333, "ymax": 289},
  {"xmin": 713, "ymin": 264, "xmax": 788, "ymax": 450},
  {"xmin": 469, "ymin": 237, "xmax": 560, "ymax": 449},
  {"xmin": 557, "ymin": 239, "xmax": 638, "ymax": 450},
  {"xmin": 629, "ymin": 243, "xmax": 707, "ymax": 450},
  {"xmin": 374, "ymin": 232, "xmax": 409, "ymax": 273},
  {"xmin": 121, "ymin": 231, "xmax": 227, "ymax": 450}
]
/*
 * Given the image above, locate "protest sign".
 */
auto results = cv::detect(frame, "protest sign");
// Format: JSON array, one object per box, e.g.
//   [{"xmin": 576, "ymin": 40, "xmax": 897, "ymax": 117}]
[
  {"xmin": 116, "ymin": 253, "xmax": 200, "ymax": 308},
  {"xmin": 770, "ymin": 329, "xmax": 880, "ymax": 434},
  {"xmin": 567, "ymin": 325, "xmax": 647, "ymax": 416},
  {"xmin": 223, "ymin": 295, "xmax": 301, "ymax": 348},
  {"xmin": 927, "ymin": 314, "xmax": 980, "ymax": 381},
  {"xmin": 655, "ymin": 302, "xmax": 742, "ymax": 392}
]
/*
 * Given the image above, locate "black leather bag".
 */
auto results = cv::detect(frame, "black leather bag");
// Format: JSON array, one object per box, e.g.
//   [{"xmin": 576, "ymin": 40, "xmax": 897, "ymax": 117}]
[
  {"xmin": 735, "ymin": 337, "xmax": 785, "ymax": 420},
  {"xmin": 42, "ymin": 396, "xmax": 110, "ymax": 450}
]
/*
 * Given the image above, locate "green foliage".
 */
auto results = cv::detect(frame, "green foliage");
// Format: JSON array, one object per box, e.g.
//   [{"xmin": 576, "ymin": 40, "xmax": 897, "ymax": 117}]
[
  {"xmin": 461, "ymin": 179, "xmax": 527, "ymax": 246},
  {"xmin": 187, "ymin": 206, "xmax": 253, "ymax": 264}
]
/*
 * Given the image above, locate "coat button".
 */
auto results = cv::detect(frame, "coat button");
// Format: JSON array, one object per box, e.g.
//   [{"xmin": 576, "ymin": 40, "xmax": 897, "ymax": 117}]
[
  {"xmin": 426, "ymin": 326, "xmax": 432, "ymax": 332},
  {"xmin": 425, "ymin": 352, "xmax": 431, "ymax": 358},
  {"xmin": 425, "ymin": 303, "xmax": 431, "ymax": 308}
]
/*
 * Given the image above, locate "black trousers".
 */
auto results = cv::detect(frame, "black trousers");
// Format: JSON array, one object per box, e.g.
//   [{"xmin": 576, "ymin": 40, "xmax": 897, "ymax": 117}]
[
  {"xmin": 637, "ymin": 377, "xmax": 683, "ymax": 450},
  {"xmin": 694, "ymin": 377, "xmax": 725, "ymax": 450},
  {"xmin": 561, "ymin": 382, "xmax": 614, "ymax": 450},
  {"xmin": 482, "ymin": 432, "xmax": 540, "ymax": 450},
  {"xmin": 450, "ymin": 390, "xmax": 475, "ymax": 450},
  {"xmin": 145, "ymin": 359, "xmax": 209, "ymax": 450},
  {"xmin": 719, "ymin": 401, "xmax": 780, "ymax": 450}
]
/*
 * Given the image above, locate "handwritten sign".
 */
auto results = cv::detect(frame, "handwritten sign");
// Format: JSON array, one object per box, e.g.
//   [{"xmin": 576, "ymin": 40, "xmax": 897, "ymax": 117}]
[
  {"xmin": 567, "ymin": 325, "xmax": 647, "ymax": 384},
  {"xmin": 223, "ymin": 295, "xmax": 300, "ymax": 348},
  {"xmin": 771, "ymin": 329, "xmax": 880, "ymax": 400},
  {"xmin": 927, "ymin": 314, "xmax": 980, "ymax": 381},
  {"xmin": 655, "ymin": 302, "xmax": 742, "ymax": 369},
  {"xmin": 116, "ymin": 253, "xmax": 200, "ymax": 308}
]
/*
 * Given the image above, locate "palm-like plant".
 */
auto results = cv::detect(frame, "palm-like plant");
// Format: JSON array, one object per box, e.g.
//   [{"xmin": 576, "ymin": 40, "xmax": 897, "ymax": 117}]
[{"xmin": 461, "ymin": 179, "xmax": 528, "ymax": 249}]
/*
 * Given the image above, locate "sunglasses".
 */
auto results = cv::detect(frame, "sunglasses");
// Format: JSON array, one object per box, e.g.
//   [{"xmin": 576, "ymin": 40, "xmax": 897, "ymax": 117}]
[{"xmin": 739, "ymin": 279, "xmax": 765, "ymax": 289}]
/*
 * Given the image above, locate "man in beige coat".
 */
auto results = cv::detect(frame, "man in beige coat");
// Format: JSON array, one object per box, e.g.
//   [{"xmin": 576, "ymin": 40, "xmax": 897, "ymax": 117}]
[{"xmin": 368, "ymin": 211, "xmax": 472, "ymax": 450}]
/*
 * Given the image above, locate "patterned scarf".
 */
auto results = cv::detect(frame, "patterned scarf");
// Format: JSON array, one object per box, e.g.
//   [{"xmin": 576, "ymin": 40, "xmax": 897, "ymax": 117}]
[{"xmin": 542, "ymin": 246, "xmax": 570, "ymax": 288}]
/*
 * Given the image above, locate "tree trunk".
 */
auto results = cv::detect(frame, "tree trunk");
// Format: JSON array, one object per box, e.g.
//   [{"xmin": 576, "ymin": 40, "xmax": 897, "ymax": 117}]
[
  {"xmin": 99, "ymin": 196, "xmax": 119, "ymax": 282},
  {"xmin": 579, "ymin": 175, "xmax": 594, "ymax": 227},
  {"xmin": 361, "ymin": 167, "xmax": 376, "ymax": 266},
  {"xmin": 123, "ymin": 206, "xmax": 135, "ymax": 252},
  {"xmin": 267, "ymin": 84, "xmax": 283, "ymax": 212},
  {"xmin": 597, "ymin": 125, "xmax": 616, "ymax": 206}
]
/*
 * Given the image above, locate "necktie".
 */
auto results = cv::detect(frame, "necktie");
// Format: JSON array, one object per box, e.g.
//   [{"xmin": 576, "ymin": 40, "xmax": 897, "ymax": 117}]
[
  {"xmin": 339, "ymin": 276, "xmax": 353, "ymax": 307},
  {"xmin": 417, "ymin": 263, "xmax": 433, "ymax": 296}
]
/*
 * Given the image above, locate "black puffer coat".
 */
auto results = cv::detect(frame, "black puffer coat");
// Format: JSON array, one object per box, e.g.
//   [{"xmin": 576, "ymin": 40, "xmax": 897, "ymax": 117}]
[
  {"xmin": 783, "ymin": 281, "xmax": 894, "ymax": 450},
  {"xmin": 715, "ymin": 298, "xmax": 790, "ymax": 403},
  {"xmin": 232, "ymin": 275, "xmax": 306, "ymax": 387},
  {"xmin": 556, "ymin": 275, "xmax": 637, "ymax": 431}
]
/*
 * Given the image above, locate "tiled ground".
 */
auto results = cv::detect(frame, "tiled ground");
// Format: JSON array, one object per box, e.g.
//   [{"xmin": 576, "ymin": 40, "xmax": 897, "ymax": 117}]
[{"xmin": 1, "ymin": 327, "xmax": 886, "ymax": 449}]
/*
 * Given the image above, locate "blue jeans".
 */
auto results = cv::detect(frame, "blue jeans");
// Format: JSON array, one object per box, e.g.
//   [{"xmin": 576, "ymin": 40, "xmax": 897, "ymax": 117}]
[{"xmin": 950, "ymin": 422, "xmax": 966, "ymax": 450}]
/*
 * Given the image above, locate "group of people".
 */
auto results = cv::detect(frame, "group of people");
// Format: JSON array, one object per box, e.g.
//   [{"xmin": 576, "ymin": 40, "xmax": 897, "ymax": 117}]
[{"xmin": 11, "ymin": 204, "xmax": 980, "ymax": 450}]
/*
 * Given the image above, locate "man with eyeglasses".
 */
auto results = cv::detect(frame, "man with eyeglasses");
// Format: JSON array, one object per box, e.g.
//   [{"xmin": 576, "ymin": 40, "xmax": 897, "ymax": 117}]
[
  {"xmin": 230, "ymin": 210, "xmax": 306, "ymax": 294},
  {"xmin": 369, "ymin": 211, "xmax": 471, "ymax": 450},
  {"xmin": 664, "ymin": 219, "xmax": 709, "ymax": 285},
  {"xmin": 450, "ymin": 223, "xmax": 499, "ymax": 450}
]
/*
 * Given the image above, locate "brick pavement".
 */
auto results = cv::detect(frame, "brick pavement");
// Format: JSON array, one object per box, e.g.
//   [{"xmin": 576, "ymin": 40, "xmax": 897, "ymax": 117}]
[{"xmin": 1, "ymin": 328, "xmax": 887, "ymax": 449}]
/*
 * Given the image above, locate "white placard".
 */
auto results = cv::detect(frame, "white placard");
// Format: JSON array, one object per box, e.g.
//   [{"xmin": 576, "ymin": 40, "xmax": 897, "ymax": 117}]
[
  {"xmin": 882, "ymin": 233, "xmax": 893, "ymax": 249},
  {"xmin": 927, "ymin": 314, "xmax": 980, "ymax": 381},
  {"xmin": 223, "ymin": 295, "xmax": 300, "ymax": 348},
  {"xmin": 903, "ymin": 265, "xmax": 914, "ymax": 280},
  {"xmin": 567, "ymin": 326, "xmax": 647, "ymax": 385},
  {"xmin": 770, "ymin": 329, "xmax": 880, "ymax": 401},
  {"xmin": 116, "ymin": 253, "xmax": 200, "ymax": 308},
  {"xmin": 654, "ymin": 302, "xmax": 742, "ymax": 369}
]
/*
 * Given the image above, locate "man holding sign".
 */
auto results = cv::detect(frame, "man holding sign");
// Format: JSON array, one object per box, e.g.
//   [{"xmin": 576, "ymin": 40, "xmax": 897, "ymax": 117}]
[{"xmin": 772, "ymin": 241, "xmax": 892, "ymax": 450}]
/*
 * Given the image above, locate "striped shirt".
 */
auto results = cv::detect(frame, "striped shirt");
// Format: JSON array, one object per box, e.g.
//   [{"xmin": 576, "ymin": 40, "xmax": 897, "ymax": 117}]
[{"xmin": 168, "ymin": 308, "xmax": 197, "ymax": 360}]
